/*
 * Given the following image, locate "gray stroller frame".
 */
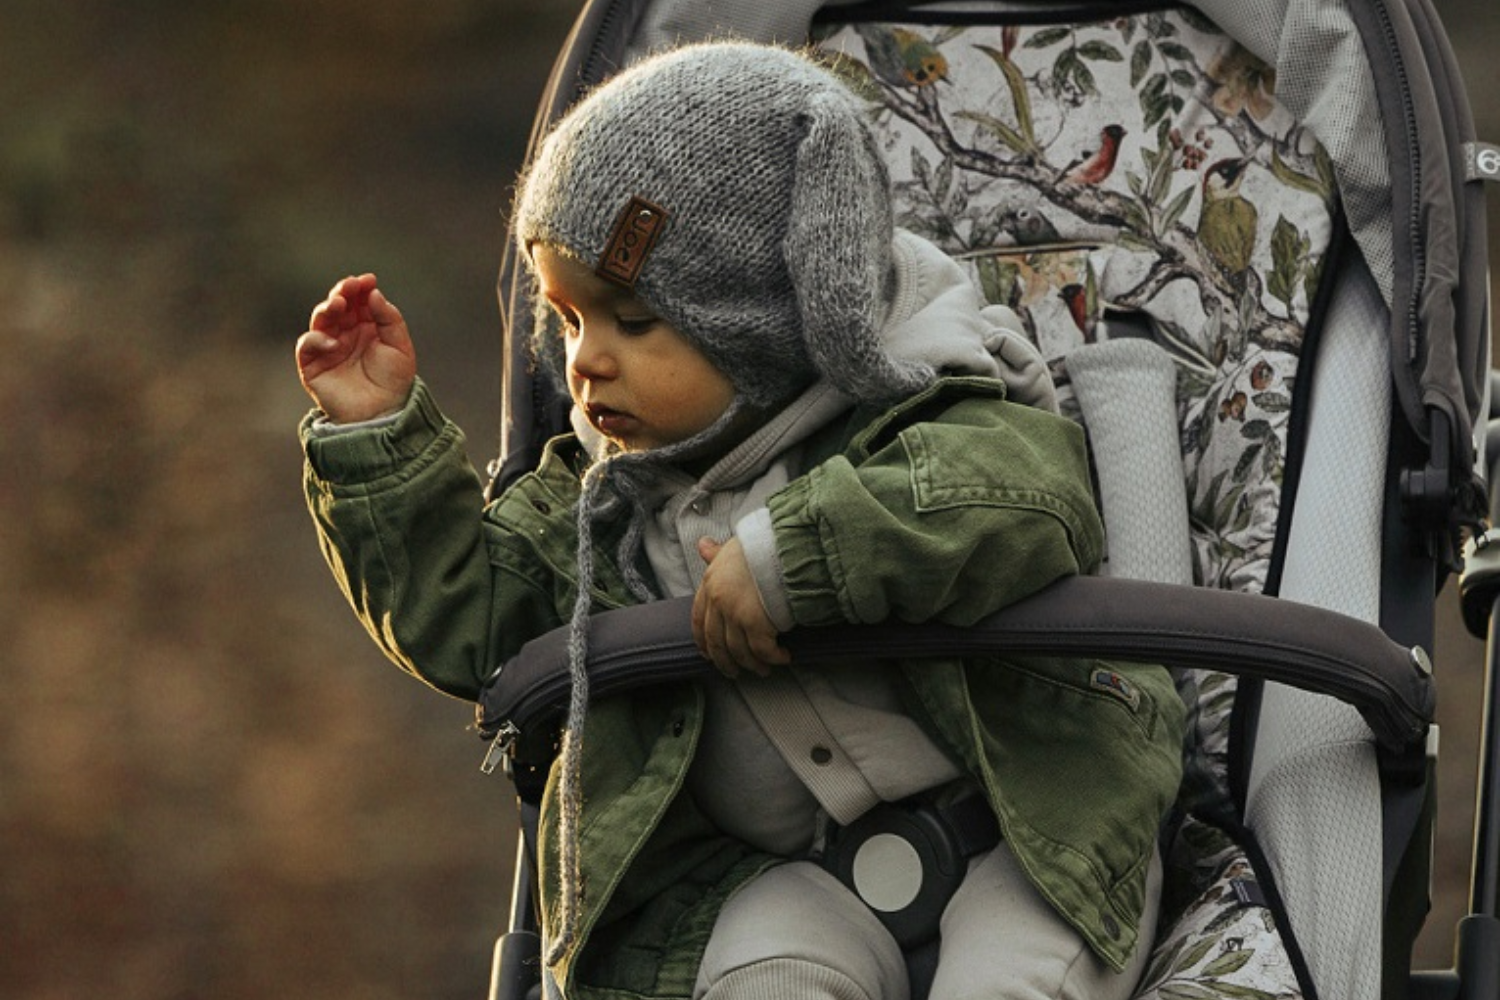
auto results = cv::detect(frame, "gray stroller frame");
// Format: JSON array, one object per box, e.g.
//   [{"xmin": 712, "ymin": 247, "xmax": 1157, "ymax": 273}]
[{"xmin": 479, "ymin": 2, "xmax": 1496, "ymax": 998}]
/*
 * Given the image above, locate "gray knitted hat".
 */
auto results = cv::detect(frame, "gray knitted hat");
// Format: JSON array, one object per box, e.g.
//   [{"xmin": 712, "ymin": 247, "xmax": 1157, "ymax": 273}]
[{"xmin": 514, "ymin": 41, "xmax": 932, "ymax": 410}]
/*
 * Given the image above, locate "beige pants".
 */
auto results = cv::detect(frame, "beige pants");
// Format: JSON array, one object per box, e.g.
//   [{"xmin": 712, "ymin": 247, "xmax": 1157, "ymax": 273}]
[{"xmin": 693, "ymin": 843, "xmax": 1162, "ymax": 1000}]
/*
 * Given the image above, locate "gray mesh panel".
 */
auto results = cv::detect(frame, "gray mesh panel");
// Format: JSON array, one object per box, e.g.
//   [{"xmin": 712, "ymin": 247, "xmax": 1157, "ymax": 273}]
[{"xmin": 1244, "ymin": 253, "xmax": 1390, "ymax": 1000}]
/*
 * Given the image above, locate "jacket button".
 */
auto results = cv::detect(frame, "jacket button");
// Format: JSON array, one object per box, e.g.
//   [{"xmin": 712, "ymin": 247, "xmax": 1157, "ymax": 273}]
[
  {"xmin": 1102, "ymin": 914, "xmax": 1121, "ymax": 939},
  {"xmin": 671, "ymin": 718, "xmax": 685, "ymax": 737},
  {"xmin": 810, "ymin": 746, "xmax": 832, "ymax": 765},
  {"xmin": 532, "ymin": 499, "xmax": 552, "ymax": 515}
]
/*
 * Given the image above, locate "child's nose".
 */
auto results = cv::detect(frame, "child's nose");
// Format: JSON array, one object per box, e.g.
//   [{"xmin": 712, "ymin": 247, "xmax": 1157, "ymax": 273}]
[{"xmin": 568, "ymin": 327, "xmax": 618, "ymax": 380}]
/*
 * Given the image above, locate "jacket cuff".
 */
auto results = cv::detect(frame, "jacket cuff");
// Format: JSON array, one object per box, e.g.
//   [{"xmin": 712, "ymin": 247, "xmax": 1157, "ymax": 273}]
[
  {"xmin": 764, "ymin": 469, "xmax": 846, "ymax": 628},
  {"xmin": 734, "ymin": 507, "xmax": 795, "ymax": 632},
  {"xmin": 299, "ymin": 379, "xmax": 456, "ymax": 485}
]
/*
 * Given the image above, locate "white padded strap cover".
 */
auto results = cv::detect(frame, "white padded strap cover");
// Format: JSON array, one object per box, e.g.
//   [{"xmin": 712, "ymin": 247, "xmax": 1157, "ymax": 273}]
[{"xmin": 1069, "ymin": 340, "xmax": 1194, "ymax": 586}]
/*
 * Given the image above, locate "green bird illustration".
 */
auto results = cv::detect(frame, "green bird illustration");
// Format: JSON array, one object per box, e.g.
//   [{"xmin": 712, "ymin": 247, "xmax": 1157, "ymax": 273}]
[
  {"xmin": 855, "ymin": 25, "xmax": 949, "ymax": 88},
  {"xmin": 1197, "ymin": 159, "xmax": 1259, "ymax": 291}
]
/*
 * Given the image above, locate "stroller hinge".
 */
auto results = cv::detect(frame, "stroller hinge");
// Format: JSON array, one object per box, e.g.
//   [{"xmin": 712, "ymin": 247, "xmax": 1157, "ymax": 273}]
[{"xmin": 1401, "ymin": 408, "xmax": 1487, "ymax": 574}]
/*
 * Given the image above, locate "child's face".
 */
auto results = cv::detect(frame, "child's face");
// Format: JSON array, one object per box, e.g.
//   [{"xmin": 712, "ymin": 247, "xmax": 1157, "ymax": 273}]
[{"xmin": 535, "ymin": 245, "xmax": 736, "ymax": 453}]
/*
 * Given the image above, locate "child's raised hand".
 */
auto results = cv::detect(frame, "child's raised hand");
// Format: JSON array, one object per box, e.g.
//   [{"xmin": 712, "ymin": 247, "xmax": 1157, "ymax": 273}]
[
  {"xmin": 296, "ymin": 274, "xmax": 418, "ymax": 424},
  {"xmin": 692, "ymin": 536, "xmax": 791, "ymax": 678}
]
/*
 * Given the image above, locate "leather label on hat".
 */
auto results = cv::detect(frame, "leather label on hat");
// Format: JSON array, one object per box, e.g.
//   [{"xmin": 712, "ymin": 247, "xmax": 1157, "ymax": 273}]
[{"xmin": 597, "ymin": 196, "xmax": 669, "ymax": 287}]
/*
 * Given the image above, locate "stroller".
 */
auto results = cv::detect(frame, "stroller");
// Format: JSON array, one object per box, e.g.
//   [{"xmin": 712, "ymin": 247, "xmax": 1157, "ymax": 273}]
[{"xmin": 479, "ymin": 1, "xmax": 1497, "ymax": 997}]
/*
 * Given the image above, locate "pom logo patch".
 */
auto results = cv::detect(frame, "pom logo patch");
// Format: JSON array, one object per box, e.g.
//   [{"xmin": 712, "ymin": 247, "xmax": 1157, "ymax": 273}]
[{"xmin": 597, "ymin": 196, "xmax": 669, "ymax": 287}]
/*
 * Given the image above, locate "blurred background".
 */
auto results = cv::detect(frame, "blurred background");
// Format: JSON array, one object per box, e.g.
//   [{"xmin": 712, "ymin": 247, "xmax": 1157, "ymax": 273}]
[{"xmin": 0, "ymin": 1, "xmax": 1496, "ymax": 997}]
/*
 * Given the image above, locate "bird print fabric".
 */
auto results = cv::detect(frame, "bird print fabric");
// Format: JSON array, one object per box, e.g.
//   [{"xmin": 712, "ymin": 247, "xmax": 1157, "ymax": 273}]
[
  {"xmin": 815, "ymin": 14, "xmax": 1332, "ymax": 999},
  {"xmin": 816, "ymin": 10, "xmax": 1337, "ymax": 600}
]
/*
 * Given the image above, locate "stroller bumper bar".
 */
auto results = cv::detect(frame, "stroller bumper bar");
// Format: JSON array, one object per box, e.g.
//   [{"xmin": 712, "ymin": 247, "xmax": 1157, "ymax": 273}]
[{"xmin": 477, "ymin": 576, "xmax": 1435, "ymax": 765}]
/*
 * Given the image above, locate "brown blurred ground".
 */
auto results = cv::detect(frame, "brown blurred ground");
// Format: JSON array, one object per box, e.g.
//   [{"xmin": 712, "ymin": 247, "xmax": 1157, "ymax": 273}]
[{"xmin": 0, "ymin": 2, "xmax": 1496, "ymax": 997}]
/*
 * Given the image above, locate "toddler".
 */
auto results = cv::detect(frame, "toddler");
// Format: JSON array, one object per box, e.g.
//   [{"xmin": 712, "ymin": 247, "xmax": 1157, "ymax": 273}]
[{"xmin": 297, "ymin": 42, "xmax": 1183, "ymax": 1000}]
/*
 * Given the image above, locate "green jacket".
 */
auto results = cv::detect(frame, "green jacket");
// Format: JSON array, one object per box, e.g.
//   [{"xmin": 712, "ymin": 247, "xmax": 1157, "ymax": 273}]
[{"xmin": 303, "ymin": 376, "xmax": 1184, "ymax": 997}]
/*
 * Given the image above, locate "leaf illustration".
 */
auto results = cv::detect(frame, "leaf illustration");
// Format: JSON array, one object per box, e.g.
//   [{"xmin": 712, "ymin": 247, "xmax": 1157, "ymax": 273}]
[
  {"xmin": 1173, "ymin": 934, "xmax": 1223, "ymax": 976},
  {"xmin": 1055, "ymin": 47, "xmax": 1098, "ymax": 96},
  {"xmin": 1214, "ymin": 481, "xmax": 1242, "ymax": 529},
  {"xmin": 1270, "ymin": 147, "xmax": 1332, "ymax": 201},
  {"xmin": 1143, "ymin": 937, "xmax": 1188, "ymax": 990},
  {"xmin": 911, "ymin": 148, "xmax": 933, "ymax": 190},
  {"xmin": 954, "ymin": 110, "xmax": 1031, "ymax": 155},
  {"xmin": 1131, "ymin": 40, "xmax": 1153, "ymax": 87},
  {"xmin": 1202, "ymin": 982, "xmax": 1279, "ymax": 1000},
  {"xmin": 1304, "ymin": 251, "xmax": 1326, "ymax": 305},
  {"xmin": 1025, "ymin": 27, "xmax": 1072, "ymax": 50},
  {"xmin": 972, "ymin": 44, "xmax": 1036, "ymax": 149},
  {"xmin": 1141, "ymin": 72, "xmax": 1172, "ymax": 128},
  {"xmin": 1201, "ymin": 948, "xmax": 1254, "ymax": 978},
  {"xmin": 1233, "ymin": 442, "xmax": 1263, "ymax": 484},
  {"xmin": 1230, "ymin": 498, "xmax": 1254, "ymax": 535},
  {"xmin": 1078, "ymin": 40, "xmax": 1125, "ymax": 62},
  {"xmin": 1252, "ymin": 391, "xmax": 1291, "ymax": 413},
  {"xmin": 935, "ymin": 155, "xmax": 954, "ymax": 202},
  {"xmin": 1267, "ymin": 216, "xmax": 1303, "ymax": 309},
  {"xmin": 1160, "ymin": 184, "xmax": 1196, "ymax": 232},
  {"xmin": 932, "ymin": 24, "xmax": 966, "ymax": 46},
  {"xmin": 1240, "ymin": 418, "xmax": 1273, "ymax": 441}
]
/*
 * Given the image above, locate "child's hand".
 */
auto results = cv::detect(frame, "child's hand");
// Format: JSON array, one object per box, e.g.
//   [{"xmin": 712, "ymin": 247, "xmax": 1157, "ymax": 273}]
[
  {"xmin": 692, "ymin": 537, "xmax": 791, "ymax": 678},
  {"xmin": 296, "ymin": 274, "xmax": 418, "ymax": 424}
]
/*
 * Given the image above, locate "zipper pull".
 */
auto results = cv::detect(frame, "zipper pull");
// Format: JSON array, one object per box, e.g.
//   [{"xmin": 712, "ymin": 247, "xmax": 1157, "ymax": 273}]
[{"xmin": 480, "ymin": 721, "xmax": 520, "ymax": 775}]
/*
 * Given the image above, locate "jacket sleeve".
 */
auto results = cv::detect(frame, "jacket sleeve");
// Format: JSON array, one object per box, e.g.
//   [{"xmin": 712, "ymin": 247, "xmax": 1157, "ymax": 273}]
[
  {"xmin": 768, "ymin": 379, "xmax": 1103, "ymax": 629},
  {"xmin": 300, "ymin": 379, "xmax": 562, "ymax": 701}
]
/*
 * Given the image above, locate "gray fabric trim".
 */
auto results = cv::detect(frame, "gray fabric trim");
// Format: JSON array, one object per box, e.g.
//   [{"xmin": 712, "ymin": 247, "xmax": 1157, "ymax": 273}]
[{"xmin": 1244, "ymin": 252, "xmax": 1391, "ymax": 1000}]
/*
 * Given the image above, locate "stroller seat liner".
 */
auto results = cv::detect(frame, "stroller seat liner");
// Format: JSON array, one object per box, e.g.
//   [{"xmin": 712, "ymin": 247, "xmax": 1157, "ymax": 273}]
[
  {"xmin": 812, "ymin": 9, "xmax": 1340, "ymax": 998},
  {"xmin": 485, "ymin": 1, "xmax": 1491, "ymax": 997}
]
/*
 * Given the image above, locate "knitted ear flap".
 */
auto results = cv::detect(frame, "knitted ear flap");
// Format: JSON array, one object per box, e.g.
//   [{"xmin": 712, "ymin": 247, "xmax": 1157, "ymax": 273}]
[{"xmin": 782, "ymin": 90, "xmax": 934, "ymax": 404}]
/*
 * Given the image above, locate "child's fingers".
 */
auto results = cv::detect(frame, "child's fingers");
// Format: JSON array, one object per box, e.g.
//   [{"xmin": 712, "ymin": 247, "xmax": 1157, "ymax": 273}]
[
  {"xmin": 368, "ymin": 289, "xmax": 416, "ymax": 357},
  {"xmin": 308, "ymin": 295, "xmax": 344, "ymax": 332},
  {"xmin": 294, "ymin": 329, "xmax": 344, "ymax": 380}
]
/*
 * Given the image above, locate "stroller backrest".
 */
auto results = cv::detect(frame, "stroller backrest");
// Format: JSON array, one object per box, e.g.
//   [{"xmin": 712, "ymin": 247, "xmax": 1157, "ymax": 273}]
[
  {"xmin": 495, "ymin": 3, "xmax": 1489, "ymax": 998},
  {"xmin": 809, "ymin": 12, "xmax": 1333, "ymax": 998}
]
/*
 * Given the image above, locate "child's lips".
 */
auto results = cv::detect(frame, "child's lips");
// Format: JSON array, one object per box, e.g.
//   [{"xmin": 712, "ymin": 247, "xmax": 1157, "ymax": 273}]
[{"xmin": 587, "ymin": 404, "xmax": 636, "ymax": 436}]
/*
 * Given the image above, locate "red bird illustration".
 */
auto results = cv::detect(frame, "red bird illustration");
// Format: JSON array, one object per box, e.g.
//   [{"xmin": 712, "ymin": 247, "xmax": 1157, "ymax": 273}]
[
  {"xmin": 1062, "ymin": 125, "xmax": 1126, "ymax": 186},
  {"xmin": 1059, "ymin": 282, "xmax": 1097, "ymax": 343}
]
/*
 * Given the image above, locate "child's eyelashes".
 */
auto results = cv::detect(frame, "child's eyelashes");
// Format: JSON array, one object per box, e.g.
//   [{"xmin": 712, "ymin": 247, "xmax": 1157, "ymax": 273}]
[
  {"xmin": 616, "ymin": 315, "xmax": 660, "ymax": 336},
  {"xmin": 549, "ymin": 305, "xmax": 660, "ymax": 337}
]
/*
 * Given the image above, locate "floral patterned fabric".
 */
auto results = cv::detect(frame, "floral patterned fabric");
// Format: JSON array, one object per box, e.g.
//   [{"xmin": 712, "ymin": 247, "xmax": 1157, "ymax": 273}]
[
  {"xmin": 815, "ymin": 10, "xmax": 1337, "ymax": 998},
  {"xmin": 1139, "ymin": 816, "xmax": 1305, "ymax": 1000}
]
